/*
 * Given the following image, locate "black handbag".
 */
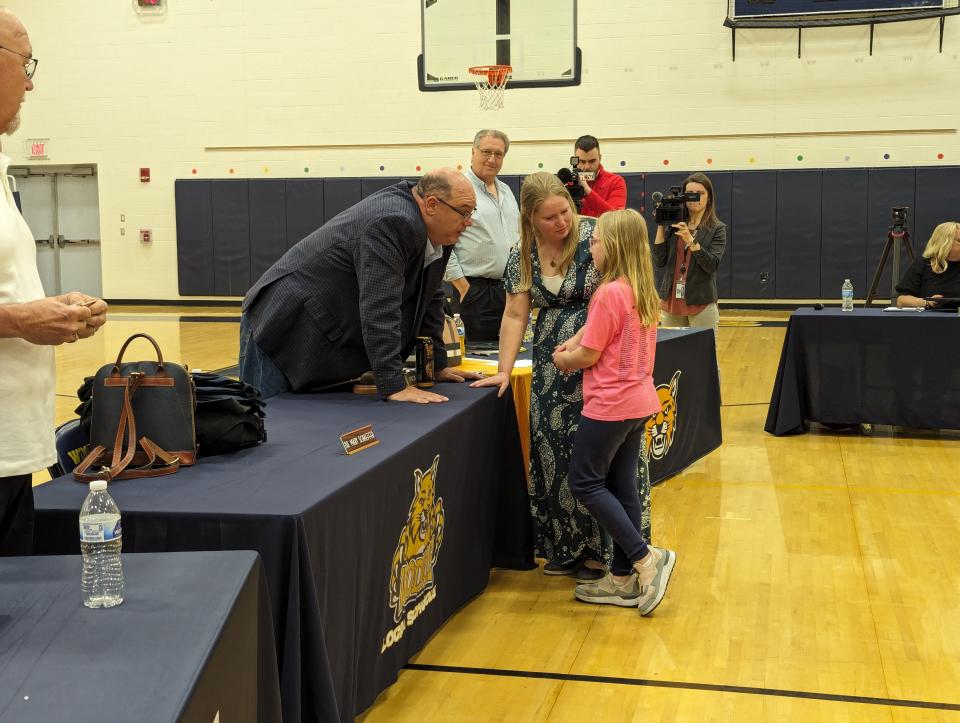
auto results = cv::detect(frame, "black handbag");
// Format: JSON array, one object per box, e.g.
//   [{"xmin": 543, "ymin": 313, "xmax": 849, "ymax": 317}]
[{"xmin": 74, "ymin": 333, "xmax": 197, "ymax": 482}]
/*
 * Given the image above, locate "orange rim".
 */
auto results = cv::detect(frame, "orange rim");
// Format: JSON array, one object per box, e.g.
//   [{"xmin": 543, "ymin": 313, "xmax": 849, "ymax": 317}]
[{"xmin": 468, "ymin": 65, "xmax": 512, "ymax": 85}]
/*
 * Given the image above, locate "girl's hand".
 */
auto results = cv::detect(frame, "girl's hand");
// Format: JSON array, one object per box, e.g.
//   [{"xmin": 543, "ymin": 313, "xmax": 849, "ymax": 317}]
[
  {"xmin": 553, "ymin": 349, "xmax": 572, "ymax": 372},
  {"xmin": 469, "ymin": 371, "xmax": 511, "ymax": 397}
]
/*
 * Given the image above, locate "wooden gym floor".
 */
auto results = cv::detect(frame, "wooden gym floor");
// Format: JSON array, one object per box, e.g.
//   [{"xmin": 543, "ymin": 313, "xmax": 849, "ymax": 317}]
[{"xmin": 44, "ymin": 307, "xmax": 960, "ymax": 722}]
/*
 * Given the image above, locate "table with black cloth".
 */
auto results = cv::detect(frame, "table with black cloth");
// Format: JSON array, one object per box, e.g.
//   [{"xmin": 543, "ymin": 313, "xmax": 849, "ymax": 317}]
[
  {"xmin": 0, "ymin": 551, "xmax": 281, "ymax": 723},
  {"xmin": 766, "ymin": 308, "xmax": 960, "ymax": 435},
  {"xmin": 32, "ymin": 385, "xmax": 532, "ymax": 723},
  {"xmin": 459, "ymin": 326, "xmax": 723, "ymax": 484}
]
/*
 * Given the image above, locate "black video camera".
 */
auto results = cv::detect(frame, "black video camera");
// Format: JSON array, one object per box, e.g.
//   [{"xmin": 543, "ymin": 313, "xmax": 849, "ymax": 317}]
[
  {"xmin": 653, "ymin": 186, "xmax": 700, "ymax": 226},
  {"xmin": 556, "ymin": 156, "xmax": 593, "ymax": 208},
  {"xmin": 891, "ymin": 206, "xmax": 909, "ymax": 229}
]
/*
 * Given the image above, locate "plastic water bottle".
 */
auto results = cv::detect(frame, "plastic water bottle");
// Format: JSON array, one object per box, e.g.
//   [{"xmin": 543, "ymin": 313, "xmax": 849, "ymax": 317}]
[
  {"xmin": 841, "ymin": 279, "xmax": 854, "ymax": 312},
  {"xmin": 80, "ymin": 480, "xmax": 124, "ymax": 608},
  {"xmin": 453, "ymin": 313, "xmax": 466, "ymax": 357},
  {"xmin": 523, "ymin": 312, "xmax": 535, "ymax": 343}
]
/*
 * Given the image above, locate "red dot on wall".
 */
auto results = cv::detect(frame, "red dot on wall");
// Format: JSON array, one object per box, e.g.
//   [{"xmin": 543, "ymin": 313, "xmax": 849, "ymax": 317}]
[
  {"xmin": 937, "ymin": 153, "xmax": 945, "ymax": 160},
  {"xmin": 662, "ymin": 159, "xmax": 669, "ymax": 166},
  {"xmin": 706, "ymin": 158, "xmax": 713, "ymax": 165},
  {"xmin": 416, "ymin": 165, "xmax": 422, "ymax": 171},
  {"xmin": 191, "ymin": 169, "xmax": 197, "ymax": 175}
]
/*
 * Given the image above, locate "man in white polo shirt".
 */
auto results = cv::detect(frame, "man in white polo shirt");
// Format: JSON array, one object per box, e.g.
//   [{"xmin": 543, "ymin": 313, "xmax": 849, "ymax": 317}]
[
  {"xmin": 444, "ymin": 129, "xmax": 520, "ymax": 343},
  {"xmin": 0, "ymin": 7, "xmax": 107, "ymax": 555}
]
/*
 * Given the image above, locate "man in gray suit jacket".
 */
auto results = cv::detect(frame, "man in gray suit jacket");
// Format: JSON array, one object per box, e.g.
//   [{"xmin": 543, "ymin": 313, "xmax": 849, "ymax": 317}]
[{"xmin": 240, "ymin": 168, "xmax": 483, "ymax": 403}]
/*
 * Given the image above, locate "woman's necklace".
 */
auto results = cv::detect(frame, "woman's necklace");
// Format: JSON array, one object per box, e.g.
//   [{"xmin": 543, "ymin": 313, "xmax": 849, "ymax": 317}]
[{"xmin": 540, "ymin": 242, "xmax": 563, "ymax": 270}]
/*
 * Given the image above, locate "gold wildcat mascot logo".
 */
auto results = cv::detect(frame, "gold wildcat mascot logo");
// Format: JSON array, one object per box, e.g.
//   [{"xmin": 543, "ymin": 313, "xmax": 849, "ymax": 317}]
[
  {"xmin": 388, "ymin": 455, "xmax": 445, "ymax": 624},
  {"xmin": 645, "ymin": 370, "xmax": 681, "ymax": 460}
]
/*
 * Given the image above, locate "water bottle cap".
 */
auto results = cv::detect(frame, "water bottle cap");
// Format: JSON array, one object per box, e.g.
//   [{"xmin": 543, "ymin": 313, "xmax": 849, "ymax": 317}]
[{"xmin": 89, "ymin": 480, "xmax": 108, "ymax": 492}]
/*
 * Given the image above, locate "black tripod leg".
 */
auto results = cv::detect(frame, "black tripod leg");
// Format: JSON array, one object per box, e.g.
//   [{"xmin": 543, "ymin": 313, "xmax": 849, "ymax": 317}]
[
  {"xmin": 904, "ymin": 230, "xmax": 916, "ymax": 261},
  {"xmin": 866, "ymin": 233, "xmax": 894, "ymax": 308}
]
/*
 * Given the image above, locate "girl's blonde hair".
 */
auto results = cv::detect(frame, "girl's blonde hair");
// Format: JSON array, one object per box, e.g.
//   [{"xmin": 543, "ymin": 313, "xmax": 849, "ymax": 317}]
[
  {"xmin": 595, "ymin": 209, "xmax": 660, "ymax": 327},
  {"xmin": 517, "ymin": 172, "xmax": 582, "ymax": 291},
  {"xmin": 922, "ymin": 221, "xmax": 960, "ymax": 274}
]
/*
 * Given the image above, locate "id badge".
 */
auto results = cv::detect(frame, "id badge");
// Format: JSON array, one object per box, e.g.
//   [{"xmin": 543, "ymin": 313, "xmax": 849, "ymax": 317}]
[{"xmin": 675, "ymin": 281, "xmax": 686, "ymax": 300}]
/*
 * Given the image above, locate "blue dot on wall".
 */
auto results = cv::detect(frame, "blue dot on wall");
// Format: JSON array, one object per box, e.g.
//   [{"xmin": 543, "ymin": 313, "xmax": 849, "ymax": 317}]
[
  {"xmin": 379, "ymin": 165, "xmax": 385, "ymax": 171},
  {"xmin": 620, "ymin": 160, "xmax": 626, "ymax": 167},
  {"xmin": 883, "ymin": 153, "xmax": 890, "ymax": 160}
]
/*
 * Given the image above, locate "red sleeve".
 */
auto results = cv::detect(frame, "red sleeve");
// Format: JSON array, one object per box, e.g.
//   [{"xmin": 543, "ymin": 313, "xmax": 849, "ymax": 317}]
[
  {"xmin": 581, "ymin": 175, "xmax": 627, "ymax": 215},
  {"xmin": 581, "ymin": 284, "xmax": 622, "ymax": 352}
]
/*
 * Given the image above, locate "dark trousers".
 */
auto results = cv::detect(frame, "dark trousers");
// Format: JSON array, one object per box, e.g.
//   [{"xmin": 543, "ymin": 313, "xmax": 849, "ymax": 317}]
[
  {"xmin": 568, "ymin": 416, "xmax": 650, "ymax": 576},
  {"xmin": 0, "ymin": 474, "xmax": 34, "ymax": 556},
  {"xmin": 444, "ymin": 277, "xmax": 506, "ymax": 343}
]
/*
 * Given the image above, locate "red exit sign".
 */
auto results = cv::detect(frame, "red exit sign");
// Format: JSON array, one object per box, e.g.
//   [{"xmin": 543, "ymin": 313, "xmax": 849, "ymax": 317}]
[{"xmin": 27, "ymin": 139, "xmax": 48, "ymax": 160}]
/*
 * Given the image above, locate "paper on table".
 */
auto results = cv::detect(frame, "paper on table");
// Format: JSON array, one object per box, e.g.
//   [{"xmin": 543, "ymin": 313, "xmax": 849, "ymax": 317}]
[{"xmin": 883, "ymin": 306, "xmax": 924, "ymax": 312}]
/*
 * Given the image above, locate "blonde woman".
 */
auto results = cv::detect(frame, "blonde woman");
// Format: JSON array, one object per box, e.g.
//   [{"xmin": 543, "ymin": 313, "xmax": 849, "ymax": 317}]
[
  {"xmin": 553, "ymin": 210, "xmax": 674, "ymax": 613},
  {"xmin": 896, "ymin": 221, "xmax": 960, "ymax": 308},
  {"xmin": 473, "ymin": 173, "xmax": 652, "ymax": 581}
]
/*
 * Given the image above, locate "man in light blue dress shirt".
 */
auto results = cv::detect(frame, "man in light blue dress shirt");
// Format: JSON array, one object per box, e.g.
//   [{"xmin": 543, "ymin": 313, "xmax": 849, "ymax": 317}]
[{"xmin": 444, "ymin": 129, "xmax": 520, "ymax": 342}]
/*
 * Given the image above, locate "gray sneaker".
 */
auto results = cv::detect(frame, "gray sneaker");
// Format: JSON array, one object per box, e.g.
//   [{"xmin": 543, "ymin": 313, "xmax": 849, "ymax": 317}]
[
  {"xmin": 635, "ymin": 546, "xmax": 677, "ymax": 616},
  {"xmin": 574, "ymin": 572, "xmax": 642, "ymax": 607}
]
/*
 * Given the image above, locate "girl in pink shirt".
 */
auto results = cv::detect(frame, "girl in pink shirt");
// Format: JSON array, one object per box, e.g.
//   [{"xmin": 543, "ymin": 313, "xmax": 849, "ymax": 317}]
[{"xmin": 553, "ymin": 209, "xmax": 677, "ymax": 615}]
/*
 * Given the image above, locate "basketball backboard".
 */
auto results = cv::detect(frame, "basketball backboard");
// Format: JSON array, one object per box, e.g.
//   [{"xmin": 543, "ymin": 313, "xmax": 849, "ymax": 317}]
[{"xmin": 419, "ymin": 0, "xmax": 581, "ymax": 91}]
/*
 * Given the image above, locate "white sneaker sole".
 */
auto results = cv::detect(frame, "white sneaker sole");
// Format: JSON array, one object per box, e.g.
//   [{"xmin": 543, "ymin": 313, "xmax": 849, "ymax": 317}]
[
  {"xmin": 574, "ymin": 589, "xmax": 640, "ymax": 607},
  {"xmin": 638, "ymin": 548, "xmax": 676, "ymax": 616}
]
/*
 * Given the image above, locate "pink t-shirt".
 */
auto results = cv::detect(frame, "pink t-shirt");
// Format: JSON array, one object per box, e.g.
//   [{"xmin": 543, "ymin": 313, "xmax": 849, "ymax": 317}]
[{"xmin": 580, "ymin": 279, "xmax": 661, "ymax": 422}]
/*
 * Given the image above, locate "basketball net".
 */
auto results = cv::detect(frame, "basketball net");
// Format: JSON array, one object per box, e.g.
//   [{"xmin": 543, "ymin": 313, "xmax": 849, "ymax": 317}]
[{"xmin": 468, "ymin": 65, "xmax": 511, "ymax": 110}]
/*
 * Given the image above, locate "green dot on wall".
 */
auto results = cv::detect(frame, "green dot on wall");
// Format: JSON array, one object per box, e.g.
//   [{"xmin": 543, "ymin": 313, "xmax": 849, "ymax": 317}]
[
  {"xmin": 796, "ymin": 155, "xmax": 804, "ymax": 162},
  {"xmin": 538, "ymin": 162, "xmax": 544, "ymax": 169},
  {"xmin": 303, "ymin": 167, "xmax": 309, "ymax": 173}
]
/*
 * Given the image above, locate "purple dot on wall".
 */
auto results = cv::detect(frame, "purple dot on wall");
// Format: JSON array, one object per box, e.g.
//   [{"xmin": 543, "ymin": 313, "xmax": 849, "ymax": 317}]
[
  {"xmin": 883, "ymin": 154, "xmax": 890, "ymax": 160},
  {"xmin": 662, "ymin": 159, "xmax": 669, "ymax": 166},
  {"xmin": 937, "ymin": 153, "xmax": 945, "ymax": 160}
]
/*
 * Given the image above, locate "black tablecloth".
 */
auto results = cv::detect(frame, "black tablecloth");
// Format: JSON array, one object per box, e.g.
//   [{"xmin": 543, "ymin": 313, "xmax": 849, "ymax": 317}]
[
  {"xmin": 32, "ymin": 385, "xmax": 532, "ymax": 722},
  {"xmin": 648, "ymin": 327, "xmax": 723, "ymax": 482},
  {"xmin": 766, "ymin": 308, "xmax": 960, "ymax": 435},
  {"xmin": 0, "ymin": 551, "xmax": 281, "ymax": 723}
]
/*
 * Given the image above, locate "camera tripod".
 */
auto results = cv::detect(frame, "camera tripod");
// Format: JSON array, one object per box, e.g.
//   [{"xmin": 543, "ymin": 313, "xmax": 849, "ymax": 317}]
[{"xmin": 864, "ymin": 225, "xmax": 916, "ymax": 307}]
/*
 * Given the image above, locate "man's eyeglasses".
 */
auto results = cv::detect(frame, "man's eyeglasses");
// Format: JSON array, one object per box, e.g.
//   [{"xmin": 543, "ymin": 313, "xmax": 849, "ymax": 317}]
[
  {"xmin": 0, "ymin": 45, "xmax": 37, "ymax": 80},
  {"xmin": 476, "ymin": 149, "xmax": 505, "ymax": 160},
  {"xmin": 435, "ymin": 196, "xmax": 477, "ymax": 221}
]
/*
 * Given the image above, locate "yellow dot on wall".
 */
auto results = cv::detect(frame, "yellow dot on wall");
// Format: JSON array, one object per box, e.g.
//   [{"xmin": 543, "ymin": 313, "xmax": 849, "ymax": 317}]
[
  {"xmin": 748, "ymin": 157, "xmax": 756, "ymax": 164},
  {"xmin": 263, "ymin": 167, "xmax": 270, "ymax": 173}
]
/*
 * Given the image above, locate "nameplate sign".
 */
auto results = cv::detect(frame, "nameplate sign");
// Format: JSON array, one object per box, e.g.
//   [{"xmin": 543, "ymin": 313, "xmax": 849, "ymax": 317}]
[{"xmin": 340, "ymin": 424, "xmax": 379, "ymax": 455}]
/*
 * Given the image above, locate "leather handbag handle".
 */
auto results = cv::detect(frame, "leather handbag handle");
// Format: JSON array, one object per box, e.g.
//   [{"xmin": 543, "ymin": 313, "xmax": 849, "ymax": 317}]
[{"xmin": 113, "ymin": 333, "xmax": 165, "ymax": 373}]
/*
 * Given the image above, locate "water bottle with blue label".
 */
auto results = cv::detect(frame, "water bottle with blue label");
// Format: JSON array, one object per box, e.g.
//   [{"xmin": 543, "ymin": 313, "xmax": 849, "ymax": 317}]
[
  {"xmin": 841, "ymin": 278, "xmax": 854, "ymax": 312},
  {"xmin": 79, "ymin": 480, "xmax": 124, "ymax": 608}
]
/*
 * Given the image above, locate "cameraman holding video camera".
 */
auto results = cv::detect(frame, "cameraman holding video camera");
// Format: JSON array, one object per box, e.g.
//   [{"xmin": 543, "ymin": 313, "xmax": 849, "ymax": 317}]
[
  {"xmin": 571, "ymin": 135, "xmax": 626, "ymax": 217},
  {"xmin": 652, "ymin": 173, "xmax": 727, "ymax": 341}
]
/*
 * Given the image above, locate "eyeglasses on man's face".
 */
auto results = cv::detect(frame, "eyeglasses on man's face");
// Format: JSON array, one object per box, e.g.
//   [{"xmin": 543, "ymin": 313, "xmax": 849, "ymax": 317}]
[
  {"xmin": 435, "ymin": 196, "xmax": 477, "ymax": 221},
  {"xmin": 476, "ymin": 148, "xmax": 505, "ymax": 160},
  {"xmin": 0, "ymin": 45, "xmax": 37, "ymax": 80}
]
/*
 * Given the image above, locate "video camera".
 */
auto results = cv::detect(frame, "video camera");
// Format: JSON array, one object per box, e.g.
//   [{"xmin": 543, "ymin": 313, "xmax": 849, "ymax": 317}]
[
  {"xmin": 891, "ymin": 206, "xmax": 909, "ymax": 230},
  {"xmin": 652, "ymin": 186, "xmax": 701, "ymax": 227},
  {"xmin": 556, "ymin": 156, "xmax": 594, "ymax": 209}
]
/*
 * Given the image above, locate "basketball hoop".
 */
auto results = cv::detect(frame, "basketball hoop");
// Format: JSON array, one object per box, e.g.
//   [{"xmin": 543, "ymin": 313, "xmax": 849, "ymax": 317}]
[{"xmin": 468, "ymin": 65, "xmax": 512, "ymax": 110}]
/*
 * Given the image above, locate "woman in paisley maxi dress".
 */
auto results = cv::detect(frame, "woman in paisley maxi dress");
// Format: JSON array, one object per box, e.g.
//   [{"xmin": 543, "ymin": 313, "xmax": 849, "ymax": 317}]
[{"xmin": 472, "ymin": 172, "xmax": 652, "ymax": 578}]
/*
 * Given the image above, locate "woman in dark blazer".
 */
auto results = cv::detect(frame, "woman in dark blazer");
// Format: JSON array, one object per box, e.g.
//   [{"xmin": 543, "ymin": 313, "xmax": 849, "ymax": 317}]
[{"xmin": 652, "ymin": 172, "xmax": 727, "ymax": 341}]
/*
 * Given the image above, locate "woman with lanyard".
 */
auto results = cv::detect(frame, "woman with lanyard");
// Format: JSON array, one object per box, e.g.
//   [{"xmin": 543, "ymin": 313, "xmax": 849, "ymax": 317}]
[{"xmin": 652, "ymin": 172, "xmax": 727, "ymax": 341}]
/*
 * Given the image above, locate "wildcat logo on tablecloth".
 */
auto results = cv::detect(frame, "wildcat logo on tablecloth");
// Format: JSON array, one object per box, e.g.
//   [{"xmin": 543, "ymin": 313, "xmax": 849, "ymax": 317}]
[
  {"xmin": 381, "ymin": 455, "xmax": 445, "ymax": 654},
  {"xmin": 645, "ymin": 370, "xmax": 681, "ymax": 460}
]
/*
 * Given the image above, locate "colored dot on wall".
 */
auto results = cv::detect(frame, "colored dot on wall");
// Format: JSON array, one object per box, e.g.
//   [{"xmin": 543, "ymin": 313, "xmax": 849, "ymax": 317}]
[
  {"xmin": 844, "ymin": 155, "xmax": 851, "ymax": 162},
  {"xmin": 748, "ymin": 157, "xmax": 756, "ymax": 164},
  {"xmin": 339, "ymin": 166, "xmax": 346, "ymax": 172},
  {"xmin": 379, "ymin": 165, "xmax": 385, "ymax": 171},
  {"xmin": 706, "ymin": 158, "xmax": 713, "ymax": 165},
  {"xmin": 796, "ymin": 155, "xmax": 804, "ymax": 161},
  {"xmin": 415, "ymin": 165, "xmax": 422, "ymax": 171},
  {"xmin": 937, "ymin": 153, "xmax": 945, "ymax": 160},
  {"xmin": 883, "ymin": 154, "xmax": 890, "ymax": 160},
  {"xmin": 619, "ymin": 160, "xmax": 626, "ymax": 167},
  {"xmin": 456, "ymin": 164, "xmax": 463, "ymax": 171},
  {"xmin": 191, "ymin": 169, "xmax": 197, "ymax": 175},
  {"xmin": 538, "ymin": 162, "xmax": 544, "ymax": 169},
  {"xmin": 662, "ymin": 159, "xmax": 669, "ymax": 166},
  {"xmin": 303, "ymin": 167, "xmax": 309, "ymax": 173},
  {"xmin": 228, "ymin": 168, "xmax": 235, "ymax": 174},
  {"xmin": 263, "ymin": 167, "xmax": 269, "ymax": 173}
]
